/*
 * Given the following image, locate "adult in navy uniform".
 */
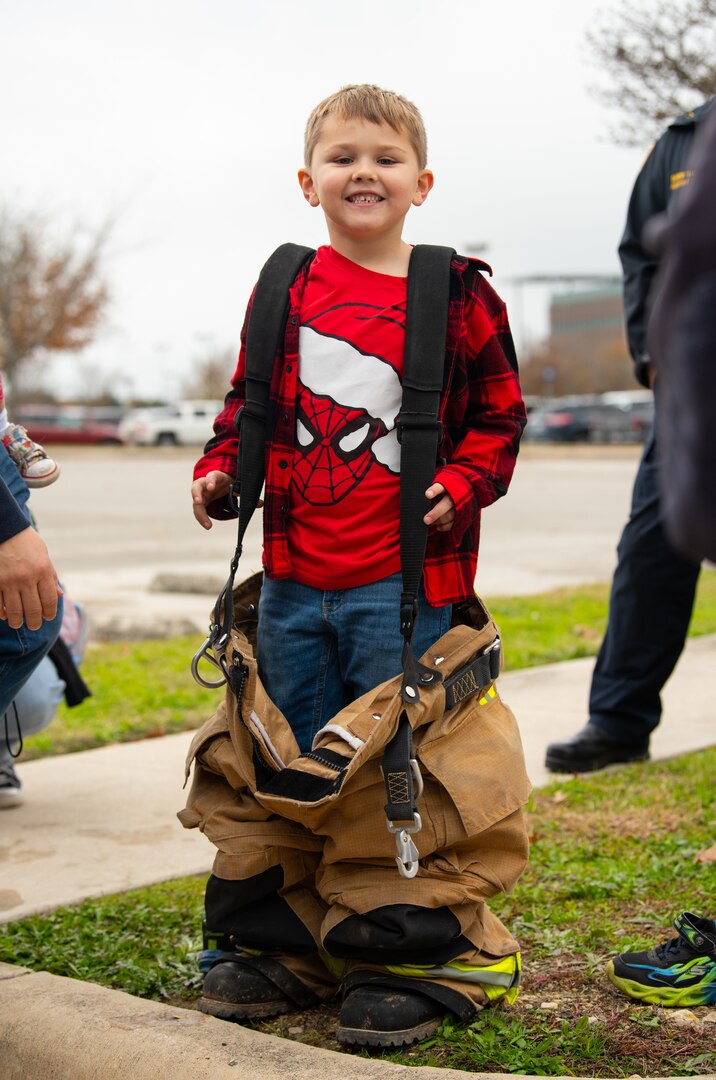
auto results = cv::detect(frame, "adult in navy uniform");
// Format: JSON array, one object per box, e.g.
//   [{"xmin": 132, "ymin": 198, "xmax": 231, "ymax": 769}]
[{"xmin": 546, "ymin": 99, "xmax": 714, "ymax": 773}]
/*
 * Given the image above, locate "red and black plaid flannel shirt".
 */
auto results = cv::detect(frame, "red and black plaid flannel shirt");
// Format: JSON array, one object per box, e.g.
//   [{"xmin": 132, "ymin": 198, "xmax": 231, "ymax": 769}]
[{"xmin": 194, "ymin": 253, "xmax": 526, "ymax": 605}]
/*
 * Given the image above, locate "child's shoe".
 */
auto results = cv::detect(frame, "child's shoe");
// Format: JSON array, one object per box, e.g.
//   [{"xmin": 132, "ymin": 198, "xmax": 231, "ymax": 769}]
[
  {"xmin": 607, "ymin": 911, "xmax": 716, "ymax": 1006},
  {"xmin": 1, "ymin": 424, "xmax": 60, "ymax": 487}
]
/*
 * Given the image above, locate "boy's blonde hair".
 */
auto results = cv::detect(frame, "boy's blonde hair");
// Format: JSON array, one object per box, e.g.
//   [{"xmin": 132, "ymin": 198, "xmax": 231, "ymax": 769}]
[{"xmin": 304, "ymin": 84, "xmax": 428, "ymax": 169}]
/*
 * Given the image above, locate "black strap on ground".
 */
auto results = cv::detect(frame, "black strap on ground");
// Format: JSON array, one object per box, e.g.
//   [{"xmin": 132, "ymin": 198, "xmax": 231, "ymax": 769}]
[
  {"xmin": 210, "ymin": 244, "xmax": 315, "ymax": 650},
  {"xmin": 398, "ymin": 244, "xmax": 455, "ymax": 704}
]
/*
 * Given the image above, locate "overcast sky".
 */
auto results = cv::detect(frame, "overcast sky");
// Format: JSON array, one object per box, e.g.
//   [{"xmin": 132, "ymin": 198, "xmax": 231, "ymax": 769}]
[{"xmin": 2, "ymin": 0, "xmax": 650, "ymax": 401}]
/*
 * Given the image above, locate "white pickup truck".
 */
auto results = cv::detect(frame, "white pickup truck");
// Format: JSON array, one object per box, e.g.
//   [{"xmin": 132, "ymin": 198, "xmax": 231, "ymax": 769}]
[{"xmin": 118, "ymin": 400, "xmax": 223, "ymax": 446}]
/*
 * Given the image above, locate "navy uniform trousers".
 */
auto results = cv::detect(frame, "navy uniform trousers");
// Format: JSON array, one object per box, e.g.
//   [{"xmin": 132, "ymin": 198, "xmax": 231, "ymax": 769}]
[{"xmin": 589, "ymin": 418, "xmax": 701, "ymax": 749}]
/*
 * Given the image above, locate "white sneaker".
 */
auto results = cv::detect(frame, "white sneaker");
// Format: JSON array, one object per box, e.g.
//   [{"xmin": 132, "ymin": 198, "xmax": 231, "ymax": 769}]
[
  {"xmin": 0, "ymin": 762, "xmax": 23, "ymax": 808},
  {"xmin": 2, "ymin": 424, "xmax": 60, "ymax": 487}
]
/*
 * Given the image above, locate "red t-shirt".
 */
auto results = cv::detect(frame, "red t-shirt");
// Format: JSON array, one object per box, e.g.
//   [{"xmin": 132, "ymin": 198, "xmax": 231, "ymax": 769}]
[{"xmin": 287, "ymin": 246, "xmax": 407, "ymax": 589}]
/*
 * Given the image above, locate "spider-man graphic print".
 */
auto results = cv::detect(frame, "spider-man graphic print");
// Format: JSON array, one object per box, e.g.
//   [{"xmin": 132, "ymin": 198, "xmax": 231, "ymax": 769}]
[
  {"xmin": 287, "ymin": 247, "xmax": 408, "ymax": 589},
  {"xmin": 294, "ymin": 321, "xmax": 403, "ymax": 505}
]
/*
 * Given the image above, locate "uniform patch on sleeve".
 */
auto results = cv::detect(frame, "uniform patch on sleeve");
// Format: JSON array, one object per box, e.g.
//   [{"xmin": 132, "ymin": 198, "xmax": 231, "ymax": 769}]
[{"xmin": 670, "ymin": 170, "xmax": 694, "ymax": 191}]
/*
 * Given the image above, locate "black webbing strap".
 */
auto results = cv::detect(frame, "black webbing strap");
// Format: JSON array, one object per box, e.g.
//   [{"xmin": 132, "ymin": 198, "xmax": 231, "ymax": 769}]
[
  {"xmin": 209, "ymin": 244, "xmax": 315, "ymax": 654},
  {"xmin": 443, "ymin": 637, "xmax": 501, "ymax": 711},
  {"xmin": 381, "ymin": 711, "xmax": 423, "ymax": 878},
  {"xmin": 398, "ymin": 244, "xmax": 455, "ymax": 704}
]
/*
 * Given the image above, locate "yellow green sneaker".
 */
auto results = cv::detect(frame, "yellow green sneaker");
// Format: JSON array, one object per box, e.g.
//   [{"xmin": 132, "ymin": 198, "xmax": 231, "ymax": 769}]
[{"xmin": 607, "ymin": 911, "xmax": 716, "ymax": 1006}]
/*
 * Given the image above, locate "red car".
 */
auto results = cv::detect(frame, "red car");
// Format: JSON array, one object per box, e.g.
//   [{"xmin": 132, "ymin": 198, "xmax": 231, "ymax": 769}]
[{"xmin": 17, "ymin": 413, "xmax": 127, "ymax": 446}]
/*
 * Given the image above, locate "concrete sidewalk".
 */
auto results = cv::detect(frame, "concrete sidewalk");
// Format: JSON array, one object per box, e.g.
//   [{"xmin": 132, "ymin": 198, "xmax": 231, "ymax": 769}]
[{"xmin": 1, "ymin": 637, "xmax": 714, "ymax": 1080}]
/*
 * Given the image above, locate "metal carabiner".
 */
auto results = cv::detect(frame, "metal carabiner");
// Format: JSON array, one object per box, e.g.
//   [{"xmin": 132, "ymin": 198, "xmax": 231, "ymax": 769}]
[
  {"xmin": 386, "ymin": 810, "xmax": 423, "ymax": 879},
  {"xmin": 191, "ymin": 636, "xmax": 227, "ymax": 689},
  {"xmin": 393, "ymin": 828, "xmax": 420, "ymax": 879}
]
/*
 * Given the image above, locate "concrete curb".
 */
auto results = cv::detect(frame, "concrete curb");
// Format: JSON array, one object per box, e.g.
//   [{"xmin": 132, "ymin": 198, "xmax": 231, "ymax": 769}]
[
  {"xmin": 2, "ymin": 964, "xmax": 715, "ymax": 1080},
  {"xmin": 0, "ymin": 962, "xmax": 517, "ymax": 1080}
]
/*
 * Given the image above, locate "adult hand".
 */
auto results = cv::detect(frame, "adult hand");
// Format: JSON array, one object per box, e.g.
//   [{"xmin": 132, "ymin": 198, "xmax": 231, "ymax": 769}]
[
  {"xmin": 424, "ymin": 482, "xmax": 456, "ymax": 532},
  {"xmin": 0, "ymin": 526, "xmax": 62, "ymax": 630},
  {"xmin": 191, "ymin": 471, "xmax": 233, "ymax": 529}
]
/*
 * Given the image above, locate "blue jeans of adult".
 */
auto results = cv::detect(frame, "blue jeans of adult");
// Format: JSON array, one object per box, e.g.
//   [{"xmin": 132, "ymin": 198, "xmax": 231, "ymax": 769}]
[
  {"xmin": 0, "ymin": 655, "xmax": 65, "ymax": 767},
  {"xmin": 257, "ymin": 572, "xmax": 452, "ymax": 752},
  {"xmin": 0, "ymin": 448, "xmax": 63, "ymax": 718},
  {"xmin": 588, "ymin": 419, "xmax": 700, "ymax": 749}
]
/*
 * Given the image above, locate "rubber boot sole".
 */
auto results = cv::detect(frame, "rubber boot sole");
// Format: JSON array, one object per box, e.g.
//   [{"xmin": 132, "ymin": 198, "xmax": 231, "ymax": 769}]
[
  {"xmin": 545, "ymin": 750, "xmax": 649, "ymax": 773},
  {"xmin": 336, "ymin": 1015, "xmax": 442, "ymax": 1048},
  {"xmin": 198, "ymin": 995, "xmax": 293, "ymax": 1021}
]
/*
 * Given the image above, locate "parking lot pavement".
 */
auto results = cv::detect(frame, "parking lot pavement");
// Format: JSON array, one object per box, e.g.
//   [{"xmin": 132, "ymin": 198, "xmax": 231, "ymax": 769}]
[{"xmin": 32, "ymin": 444, "xmax": 643, "ymax": 638}]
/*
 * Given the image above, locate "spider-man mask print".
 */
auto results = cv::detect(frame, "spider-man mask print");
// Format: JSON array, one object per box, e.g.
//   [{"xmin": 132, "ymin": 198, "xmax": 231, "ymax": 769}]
[{"xmin": 294, "ymin": 323, "xmax": 402, "ymax": 506}]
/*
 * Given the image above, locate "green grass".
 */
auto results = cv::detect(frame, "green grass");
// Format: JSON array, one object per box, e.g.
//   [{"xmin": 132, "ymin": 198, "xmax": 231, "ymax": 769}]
[
  {"xmin": 493, "ymin": 567, "xmax": 716, "ymax": 670},
  {"xmin": 20, "ymin": 568, "xmax": 716, "ymax": 760},
  {"xmin": 2, "ymin": 749, "xmax": 715, "ymax": 1075},
  {"xmin": 21, "ymin": 632, "xmax": 223, "ymax": 759}
]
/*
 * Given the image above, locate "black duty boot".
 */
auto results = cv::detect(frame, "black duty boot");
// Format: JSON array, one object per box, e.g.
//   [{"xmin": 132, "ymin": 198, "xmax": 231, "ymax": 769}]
[
  {"xmin": 545, "ymin": 723, "xmax": 649, "ymax": 773},
  {"xmin": 337, "ymin": 981, "xmax": 446, "ymax": 1048},
  {"xmin": 199, "ymin": 957, "xmax": 293, "ymax": 1021}
]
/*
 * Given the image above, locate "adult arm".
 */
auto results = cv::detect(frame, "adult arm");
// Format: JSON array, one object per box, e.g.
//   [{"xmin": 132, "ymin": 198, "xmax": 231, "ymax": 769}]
[
  {"xmin": 0, "ymin": 477, "xmax": 61, "ymax": 630},
  {"xmin": 618, "ymin": 138, "xmax": 670, "ymax": 386},
  {"xmin": 0, "ymin": 474, "xmax": 30, "ymax": 544},
  {"xmin": 649, "ymin": 104, "xmax": 716, "ymax": 563}
]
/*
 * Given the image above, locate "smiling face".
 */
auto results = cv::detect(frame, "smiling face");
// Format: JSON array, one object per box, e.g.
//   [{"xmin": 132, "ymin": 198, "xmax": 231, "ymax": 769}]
[{"xmin": 298, "ymin": 115, "xmax": 433, "ymax": 256}]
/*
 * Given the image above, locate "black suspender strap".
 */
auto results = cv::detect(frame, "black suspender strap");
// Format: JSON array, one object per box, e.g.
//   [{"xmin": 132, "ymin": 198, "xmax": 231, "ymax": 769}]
[
  {"xmin": 397, "ymin": 244, "xmax": 455, "ymax": 704},
  {"xmin": 191, "ymin": 244, "xmax": 315, "ymax": 687},
  {"xmin": 381, "ymin": 245, "xmax": 456, "ymax": 878},
  {"xmin": 234, "ymin": 243, "xmax": 316, "ymax": 573}
]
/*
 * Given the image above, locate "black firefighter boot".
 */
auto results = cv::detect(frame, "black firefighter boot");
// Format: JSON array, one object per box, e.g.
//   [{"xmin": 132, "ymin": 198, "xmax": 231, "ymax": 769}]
[
  {"xmin": 199, "ymin": 955, "xmax": 295, "ymax": 1020},
  {"xmin": 337, "ymin": 970, "xmax": 469, "ymax": 1048}
]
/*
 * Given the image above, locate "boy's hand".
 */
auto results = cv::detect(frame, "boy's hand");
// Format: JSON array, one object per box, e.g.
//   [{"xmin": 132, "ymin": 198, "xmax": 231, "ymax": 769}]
[
  {"xmin": 424, "ymin": 483, "xmax": 456, "ymax": 532},
  {"xmin": 191, "ymin": 471, "xmax": 233, "ymax": 529}
]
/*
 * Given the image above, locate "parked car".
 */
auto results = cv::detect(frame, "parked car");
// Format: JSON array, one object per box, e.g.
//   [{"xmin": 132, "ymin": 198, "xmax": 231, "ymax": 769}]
[
  {"xmin": 524, "ymin": 397, "xmax": 600, "ymax": 442},
  {"xmin": 17, "ymin": 413, "xmax": 126, "ymax": 446},
  {"xmin": 525, "ymin": 394, "xmax": 654, "ymax": 444},
  {"xmin": 118, "ymin": 400, "xmax": 222, "ymax": 446},
  {"xmin": 591, "ymin": 392, "xmax": 654, "ymax": 443}
]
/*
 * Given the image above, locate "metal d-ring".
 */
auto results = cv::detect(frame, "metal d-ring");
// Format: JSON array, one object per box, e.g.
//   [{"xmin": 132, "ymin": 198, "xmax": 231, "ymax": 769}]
[{"xmin": 191, "ymin": 636, "xmax": 228, "ymax": 689}]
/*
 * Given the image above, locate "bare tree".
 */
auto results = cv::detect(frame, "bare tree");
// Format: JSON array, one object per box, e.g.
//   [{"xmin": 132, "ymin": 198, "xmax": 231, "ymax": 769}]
[
  {"xmin": 182, "ymin": 346, "xmax": 236, "ymax": 400},
  {"xmin": 0, "ymin": 208, "xmax": 110, "ymax": 397},
  {"xmin": 587, "ymin": 0, "xmax": 716, "ymax": 146}
]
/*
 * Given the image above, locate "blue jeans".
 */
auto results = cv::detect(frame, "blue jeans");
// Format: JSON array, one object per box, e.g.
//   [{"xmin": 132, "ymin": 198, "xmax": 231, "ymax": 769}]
[
  {"xmin": 0, "ymin": 448, "xmax": 63, "ymax": 718},
  {"xmin": 1, "ymin": 655, "xmax": 65, "ymax": 766},
  {"xmin": 257, "ymin": 573, "xmax": 452, "ymax": 752},
  {"xmin": 589, "ymin": 419, "xmax": 700, "ymax": 748}
]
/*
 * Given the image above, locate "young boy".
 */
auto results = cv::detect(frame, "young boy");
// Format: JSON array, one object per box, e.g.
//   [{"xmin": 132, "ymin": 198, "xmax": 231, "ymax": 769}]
[
  {"xmin": 185, "ymin": 84, "xmax": 530, "ymax": 1047},
  {"xmin": 0, "ymin": 376, "xmax": 60, "ymax": 487}
]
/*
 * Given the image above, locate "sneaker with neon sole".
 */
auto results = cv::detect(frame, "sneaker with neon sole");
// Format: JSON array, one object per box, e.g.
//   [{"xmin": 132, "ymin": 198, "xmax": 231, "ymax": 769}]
[
  {"xmin": 2, "ymin": 424, "xmax": 60, "ymax": 487},
  {"xmin": 607, "ymin": 911, "xmax": 716, "ymax": 1006}
]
